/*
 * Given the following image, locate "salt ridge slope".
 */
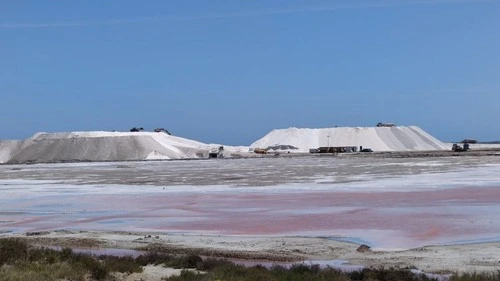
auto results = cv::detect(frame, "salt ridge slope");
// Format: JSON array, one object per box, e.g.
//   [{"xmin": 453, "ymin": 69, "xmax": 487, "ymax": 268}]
[
  {"xmin": 251, "ymin": 126, "xmax": 448, "ymax": 152},
  {"xmin": 6, "ymin": 131, "xmax": 210, "ymax": 163},
  {"xmin": 0, "ymin": 141, "xmax": 24, "ymax": 163}
]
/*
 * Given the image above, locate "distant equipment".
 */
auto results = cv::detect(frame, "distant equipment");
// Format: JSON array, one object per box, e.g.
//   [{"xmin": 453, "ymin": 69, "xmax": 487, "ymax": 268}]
[
  {"xmin": 130, "ymin": 127, "xmax": 144, "ymax": 132},
  {"xmin": 311, "ymin": 146, "xmax": 358, "ymax": 153},
  {"xmin": 377, "ymin": 122, "xmax": 395, "ymax": 127},
  {"xmin": 209, "ymin": 146, "xmax": 224, "ymax": 158},
  {"xmin": 265, "ymin": 145, "xmax": 299, "ymax": 151},
  {"xmin": 461, "ymin": 139, "xmax": 477, "ymax": 144},
  {"xmin": 154, "ymin": 128, "xmax": 172, "ymax": 135},
  {"xmin": 253, "ymin": 148, "xmax": 268, "ymax": 154},
  {"xmin": 452, "ymin": 143, "xmax": 470, "ymax": 152}
]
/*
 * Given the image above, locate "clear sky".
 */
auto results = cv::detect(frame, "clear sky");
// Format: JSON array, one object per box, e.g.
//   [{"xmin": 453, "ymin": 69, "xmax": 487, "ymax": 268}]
[{"xmin": 1, "ymin": 0, "xmax": 499, "ymax": 145}]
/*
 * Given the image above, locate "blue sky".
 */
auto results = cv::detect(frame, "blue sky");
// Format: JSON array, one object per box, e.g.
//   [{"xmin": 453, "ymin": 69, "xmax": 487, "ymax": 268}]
[{"xmin": 1, "ymin": 0, "xmax": 499, "ymax": 145}]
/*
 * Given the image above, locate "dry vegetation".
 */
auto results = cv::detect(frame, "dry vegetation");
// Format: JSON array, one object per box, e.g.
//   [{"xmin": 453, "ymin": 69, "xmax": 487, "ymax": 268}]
[{"xmin": 1, "ymin": 238, "xmax": 498, "ymax": 281}]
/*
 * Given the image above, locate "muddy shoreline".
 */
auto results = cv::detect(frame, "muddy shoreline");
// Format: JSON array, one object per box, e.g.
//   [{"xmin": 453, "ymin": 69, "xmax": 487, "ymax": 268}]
[{"xmin": 4, "ymin": 230, "xmax": 499, "ymax": 273}]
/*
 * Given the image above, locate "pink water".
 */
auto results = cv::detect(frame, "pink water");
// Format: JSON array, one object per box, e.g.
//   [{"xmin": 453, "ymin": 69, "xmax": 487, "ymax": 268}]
[{"xmin": 3, "ymin": 186, "xmax": 500, "ymax": 249}]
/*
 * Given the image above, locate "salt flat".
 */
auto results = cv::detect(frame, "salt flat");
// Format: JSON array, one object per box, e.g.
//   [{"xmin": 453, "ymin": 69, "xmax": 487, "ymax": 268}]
[
  {"xmin": 2, "ymin": 155, "xmax": 500, "ymax": 272},
  {"xmin": 1, "ymin": 156, "xmax": 500, "ymax": 249}
]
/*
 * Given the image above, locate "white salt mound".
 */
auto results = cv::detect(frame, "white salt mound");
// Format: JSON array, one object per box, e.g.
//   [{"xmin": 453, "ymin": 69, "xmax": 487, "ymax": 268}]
[
  {"xmin": 4, "ymin": 131, "xmax": 210, "ymax": 164},
  {"xmin": 251, "ymin": 126, "xmax": 448, "ymax": 152},
  {"xmin": 0, "ymin": 140, "xmax": 24, "ymax": 163}
]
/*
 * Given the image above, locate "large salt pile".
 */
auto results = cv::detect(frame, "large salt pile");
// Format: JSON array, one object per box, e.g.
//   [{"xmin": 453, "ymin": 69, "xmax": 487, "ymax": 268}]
[
  {"xmin": 4, "ymin": 131, "xmax": 211, "ymax": 164},
  {"xmin": 251, "ymin": 126, "xmax": 448, "ymax": 152},
  {"xmin": 0, "ymin": 141, "xmax": 24, "ymax": 163}
]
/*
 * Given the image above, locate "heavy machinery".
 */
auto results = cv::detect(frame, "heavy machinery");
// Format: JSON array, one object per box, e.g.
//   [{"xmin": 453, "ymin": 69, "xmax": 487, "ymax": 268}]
[
  {"xmin": 376, "ymin": 122, "xmax": 395, "ymax": 127},
  {"xmin": 154, "ymin": 128, "xmax": 172, "ymax": 135},
  {"xmin": 209, "ymin": 146, "xmax": 224, "ymax": 158},
  {"xmin": 452, "ymin": 143, "xmax": 470, "ymax": 152},
  {"xmin": 461, "ymin": 139, "xmax": 477, "ymax": 144},
  {"xmin": 253, "ymin": 148, "xmax": 268, "ymax": 154}
]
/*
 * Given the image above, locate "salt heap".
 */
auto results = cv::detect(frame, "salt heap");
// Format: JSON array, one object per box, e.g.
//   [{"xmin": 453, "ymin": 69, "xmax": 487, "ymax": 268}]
[
  {"xmin": 251, "ymin": 126, "xmax": 448, "ymax": 152},
  {"xmin": 3, "ymin": 131, "xmax": 211, "ymax": 164},
  {"xmin": 0, "ymin": 141, "xmax": 24, "ymax": 163}
]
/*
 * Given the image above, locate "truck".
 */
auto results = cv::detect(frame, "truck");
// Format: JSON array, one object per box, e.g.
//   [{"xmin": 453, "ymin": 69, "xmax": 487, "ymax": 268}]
[{"xmin": 452, "ymin": 143, "xmax": 470, "ymax": 152}]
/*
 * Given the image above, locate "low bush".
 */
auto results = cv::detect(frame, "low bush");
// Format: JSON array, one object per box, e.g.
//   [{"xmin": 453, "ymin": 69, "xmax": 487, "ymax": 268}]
[
  {"xmin": 196, "ymin": 257, "xmax": 233, "ymax": 271},
  {"xmin": 0, "ymin": 262, "xmax": 88, "ymax": 281},
  {"xmin": 449, "ymin": 270, "xmax": 500, "ymax": 281},
  {"xmin": 99, "ymin": 254, "xmax": 142, "ymax": 273},
  {"xmin": 0, "ymin": 238, "xmax": 29, "ymax": 265},
  {"xmin": 2, "ymin": 238, "xmax": 500, "ymax": 281},
  {"xmin": 161, "ymin": 263, "xmax": 434, "ymax": 281},
  {"xmin": 351, "ymin": 267, "xmax": 435, "ymax": 281},
  {"xmin": 136, "ymin": 251, "xmax": 175, "ymax": 266},
  {"xmin": 167, "ymin": 254, "xmax": 203, "ymax": 269}
]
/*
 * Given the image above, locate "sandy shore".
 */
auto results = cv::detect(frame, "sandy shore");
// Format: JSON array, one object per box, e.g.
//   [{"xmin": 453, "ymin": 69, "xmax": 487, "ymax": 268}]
[{"xmin": 7, "ymin": 230, "xmax": 499, "ymax": 274}]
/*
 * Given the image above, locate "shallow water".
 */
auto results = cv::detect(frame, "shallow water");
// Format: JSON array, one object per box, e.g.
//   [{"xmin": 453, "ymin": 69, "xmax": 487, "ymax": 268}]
[{"xmin": 1, "ymin": 156, "xmax": 499, "ymax": 249}]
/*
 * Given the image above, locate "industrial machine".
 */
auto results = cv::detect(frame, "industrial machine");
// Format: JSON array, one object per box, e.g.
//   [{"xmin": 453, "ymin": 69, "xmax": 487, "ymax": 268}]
[{"xmin": 452, "ymin": 143, "xmax": 470, "ymax": 152}]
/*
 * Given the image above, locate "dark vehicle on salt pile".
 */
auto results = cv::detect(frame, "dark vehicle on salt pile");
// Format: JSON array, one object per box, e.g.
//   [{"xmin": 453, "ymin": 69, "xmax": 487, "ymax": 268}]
[
  {"xmin": 461, "ymin": 139, "xmax": 477, "ymax": 144},
  {"xmin": 154, "ymin": 128, "xmax": 172, "ymax": 135},
  {"xmin": 376, "ymin": 122, "xmax": 395, "ymax": 127}
]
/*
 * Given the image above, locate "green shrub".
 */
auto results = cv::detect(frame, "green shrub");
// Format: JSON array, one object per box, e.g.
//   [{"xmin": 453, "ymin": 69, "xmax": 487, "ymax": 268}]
[
  {"xmin": 184, "ymin": 255, "xmax": 203, "ymax": 268},
  {"xmin": 136, "ymin": 251, "xmax": 175, "ymax": 266},
  {"xmin": 0, "ymin": 261, "xmax": 88, "ymax": 281},
  {"xmin": 2, "ymin": 238, "xmax": 499, "ymax": 281},
  {"xmin": 350, "ymin": 267, "xmax": 435, "ymax": 281},
  {"xmin": 450, "ymin": 271, "xmax": 500, "ymax": 281},
  {"xmin": 99, "ymin": 254, "xmax": 142, "ymax": 273},
  {"xmin": 60, "ymin": 247, "xmax": 73, "ymax": 261},
  {"xmin": 0, "ymin": 239, "xmax": 29, "ymax": 265},
  {"xmin": 162, "ymin": 269, "xmax": 207, "ymax": 281},
  {"xmin": 168, "ymin": 254, "xmax": 204, "ymax": 269},
  {"xmin": 196, "ymin": 257, "xmax": 233, "ymax": 271}
]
